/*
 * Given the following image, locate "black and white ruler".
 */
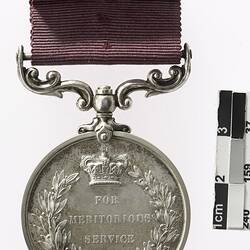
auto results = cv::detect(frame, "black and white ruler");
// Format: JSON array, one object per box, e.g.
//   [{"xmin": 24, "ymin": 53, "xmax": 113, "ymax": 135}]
[
  {"xmin": 244, "ymin": 92, "xmax": 250, "ymax": 229},
  {"xmin": 213, "ymin": 91, "xmax": 246, "ymax": 230}
]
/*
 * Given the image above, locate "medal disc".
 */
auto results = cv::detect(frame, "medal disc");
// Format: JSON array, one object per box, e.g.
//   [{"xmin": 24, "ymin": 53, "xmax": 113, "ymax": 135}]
[{"xmin": 22, "ymin": 132, "xmax": 190, "ymax": 250}]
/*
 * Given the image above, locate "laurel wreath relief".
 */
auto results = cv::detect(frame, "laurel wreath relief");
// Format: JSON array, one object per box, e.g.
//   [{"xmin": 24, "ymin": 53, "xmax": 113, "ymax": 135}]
[
  {"xmin": 31, "ymin": 167, "xmax": 180, "ymax": 250},
  {"xmin": 31, "ymin": 170, "xmax": 81, "ymax": 250},
  {"xmin": 128, "ymin": 166, "xmax": 181, "ymax": 250}
]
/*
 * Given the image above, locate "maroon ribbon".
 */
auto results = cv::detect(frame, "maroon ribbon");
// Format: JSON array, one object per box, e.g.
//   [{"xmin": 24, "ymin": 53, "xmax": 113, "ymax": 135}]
[{"xmin": 30, "ymin": 0, "xmax": 182, "ymax": 65}]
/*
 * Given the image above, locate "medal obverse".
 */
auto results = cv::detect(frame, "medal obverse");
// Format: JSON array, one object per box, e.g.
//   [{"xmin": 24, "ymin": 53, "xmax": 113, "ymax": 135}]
[{"xmin": 22, "ymin": 132, "xmax": 190, "ymax": 250}]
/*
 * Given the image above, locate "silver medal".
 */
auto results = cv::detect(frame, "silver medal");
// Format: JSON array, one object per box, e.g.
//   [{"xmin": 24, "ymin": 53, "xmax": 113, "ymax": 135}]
[
  {"xmin": 18, "ymin": 44, "xmax": 192, "ymax": 250},
  {"xmin": 22, "ymin": 133, "xmax": 190, "ymax": 250}
]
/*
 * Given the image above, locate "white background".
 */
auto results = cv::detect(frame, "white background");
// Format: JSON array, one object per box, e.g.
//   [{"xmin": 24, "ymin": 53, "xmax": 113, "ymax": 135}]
[{"xmin": 1, "ymin": 0, "xmax": 250, "ymax": 249}]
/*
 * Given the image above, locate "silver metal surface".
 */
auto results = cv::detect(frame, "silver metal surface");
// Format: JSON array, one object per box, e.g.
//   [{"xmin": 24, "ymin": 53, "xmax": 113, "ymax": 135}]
[
  {"xmin": 79, "ymin": 86, "xmax": 131, "ymax": 143},
  {"xmin": 16, "ymin": 46, "xmax": 94, "ymax": 112},
  {"xmin": 115, "ymin": 44, "xmax": 192, "ymax": 110},
  {"xmin": 17, "ymin": 44, "xmax": 192, "ymax": 143},
  {"xmin": 22, "ymin": 132, "xmax": 190, "ymax": 250}
]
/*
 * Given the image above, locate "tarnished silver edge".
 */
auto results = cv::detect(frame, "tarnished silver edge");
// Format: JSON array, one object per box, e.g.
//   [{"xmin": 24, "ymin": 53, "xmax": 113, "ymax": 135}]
[{"xmin": 22, "ymin": 132, "xmax": 190, "ymax": 250}]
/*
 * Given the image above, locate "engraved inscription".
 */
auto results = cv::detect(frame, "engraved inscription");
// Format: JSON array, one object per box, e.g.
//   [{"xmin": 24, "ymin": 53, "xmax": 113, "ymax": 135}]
[
  {"xmin": 69, "ymin": 214, "xmax": 152, "ymax": 225},
  {"xmin": 83, "ymin": 234, "xmax": 135, "ymax": 245},
  {"xmin": 95, "ymin": 195, "xmax": 119, "ymax": 205}
]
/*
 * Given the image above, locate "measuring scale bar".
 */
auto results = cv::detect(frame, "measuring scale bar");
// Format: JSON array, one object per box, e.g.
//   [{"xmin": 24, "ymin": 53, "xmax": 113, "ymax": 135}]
[{"xmin": 214, "ymin": 91, "xmax": 246, "ymax": 230}]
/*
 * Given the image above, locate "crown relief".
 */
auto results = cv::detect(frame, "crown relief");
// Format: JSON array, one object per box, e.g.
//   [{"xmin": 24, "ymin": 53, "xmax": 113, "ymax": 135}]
[{"xmin": 80, "ymin": 150, "xmax": 129, "ymax": 186}]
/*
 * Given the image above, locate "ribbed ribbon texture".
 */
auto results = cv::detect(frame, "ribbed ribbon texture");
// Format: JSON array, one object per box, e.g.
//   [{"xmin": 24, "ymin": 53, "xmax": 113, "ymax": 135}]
[{"xmin": 30, "ymin": 0, "xmax": 182, "ymax": 65}]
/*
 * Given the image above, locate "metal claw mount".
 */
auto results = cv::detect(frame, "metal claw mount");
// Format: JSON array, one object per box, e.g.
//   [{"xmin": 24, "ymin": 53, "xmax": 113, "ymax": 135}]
[
  {"xmin": 78, "ymin": 86, "xmax": 131, "ymax": 143},
  {"xmin": 17, "ymin": 44, "xmax": 192, "ymax": 143}
]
